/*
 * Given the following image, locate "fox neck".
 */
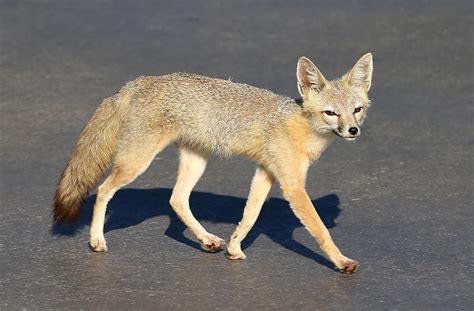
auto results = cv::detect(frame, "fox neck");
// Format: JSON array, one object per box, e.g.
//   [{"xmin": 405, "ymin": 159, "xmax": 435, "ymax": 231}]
[
  {"xmin": 307, "ymin": 131, "xmax": 336, "ymax": 161},
  {"xmin": 285, "ymin": 111, "xmax": 336, "ymax": 162}
]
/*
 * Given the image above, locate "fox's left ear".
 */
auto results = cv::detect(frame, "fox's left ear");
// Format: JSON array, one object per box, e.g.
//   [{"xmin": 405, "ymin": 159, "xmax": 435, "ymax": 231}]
[{"xmin": 346, "ymin": 53, "xmax": 373, "ymax": 92}]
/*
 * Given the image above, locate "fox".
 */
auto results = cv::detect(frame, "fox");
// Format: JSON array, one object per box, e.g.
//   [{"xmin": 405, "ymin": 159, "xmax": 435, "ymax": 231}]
[{"xmin": 53, "ymin": 53, "xmax": 373, "ymax": 274}]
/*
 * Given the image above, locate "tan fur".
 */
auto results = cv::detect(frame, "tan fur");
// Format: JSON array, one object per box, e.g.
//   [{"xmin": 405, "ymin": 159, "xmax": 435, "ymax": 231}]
[
  {"xmin": 53, "ymin": 54, "xmax": 373, "ymax": 274},
  {"xmin": 227, "ymin": 166, "xmax": 274, "ymax": 259},
  {"xmin": 53, "ymin": 86, "xmax": 133, "ymax": 223}
]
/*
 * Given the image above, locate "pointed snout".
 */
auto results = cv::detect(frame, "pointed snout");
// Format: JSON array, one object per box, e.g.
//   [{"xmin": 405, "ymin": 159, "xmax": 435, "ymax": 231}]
[
  {"xmin": 336, "ymin": 113, "xmax": 362, "ymax": 140},
  {"xmin": 335, "ymin": 126, "xmax": 361, "ymax": 140}
]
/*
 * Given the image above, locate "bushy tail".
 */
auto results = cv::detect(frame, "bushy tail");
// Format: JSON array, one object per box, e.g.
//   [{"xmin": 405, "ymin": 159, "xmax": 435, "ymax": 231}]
[{"xmin": 53, "ymin": 91, "xmax": 130, "ymax": 223}]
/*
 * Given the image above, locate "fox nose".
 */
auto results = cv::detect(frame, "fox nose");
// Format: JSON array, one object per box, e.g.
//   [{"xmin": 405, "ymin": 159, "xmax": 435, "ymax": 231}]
[{"xmin": 348, "ymin": 127, "xmax": 358, "ymax": 135}]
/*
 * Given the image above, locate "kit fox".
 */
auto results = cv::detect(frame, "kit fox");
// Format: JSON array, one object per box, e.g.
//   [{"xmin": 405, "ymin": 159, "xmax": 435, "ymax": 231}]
[{"xmin": 53, "ymin": 53, "xmax": 373, "ymax": 274}]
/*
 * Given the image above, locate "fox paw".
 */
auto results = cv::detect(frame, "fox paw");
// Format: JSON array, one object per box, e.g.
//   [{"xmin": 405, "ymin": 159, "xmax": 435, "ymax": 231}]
[
  {"xmin": 89, "ymin": 236, "xmax": 108, "ymax": 252},
  {"xmin": 337, "ymin": 258, "xmax": 359, "ymax": 275},
  {"xmin": 201, "ymin": 235, "xmax": 225, "ymax": 253},
  {"xmin": 225, "ymin": 243, "xmax": 247, "ymax": 260},
  {"xmin": 225, "ymin": 250, "xmax": 247, "ymax": 260}
]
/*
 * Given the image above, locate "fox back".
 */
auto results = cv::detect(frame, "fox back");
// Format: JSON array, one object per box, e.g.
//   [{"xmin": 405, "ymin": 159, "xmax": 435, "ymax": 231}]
[{"xmin": 122, "ymin": 73, "xmax": 302, "ymax": 158}]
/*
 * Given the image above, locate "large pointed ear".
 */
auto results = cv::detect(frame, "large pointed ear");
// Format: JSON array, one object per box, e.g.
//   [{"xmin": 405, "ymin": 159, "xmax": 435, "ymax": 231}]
[
  {"xmin": 346, "ymin": 53, "xmax": 373, "ymax": 91},
  {"xmin": 296, "ymin": 56, "xmax": 327, "ymax": 97}
]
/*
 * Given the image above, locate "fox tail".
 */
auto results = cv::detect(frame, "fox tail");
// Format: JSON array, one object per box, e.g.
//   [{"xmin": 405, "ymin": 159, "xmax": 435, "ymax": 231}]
[{"xmin": 52, "ymin": 91, "xmax": 130, "ymax": 223}]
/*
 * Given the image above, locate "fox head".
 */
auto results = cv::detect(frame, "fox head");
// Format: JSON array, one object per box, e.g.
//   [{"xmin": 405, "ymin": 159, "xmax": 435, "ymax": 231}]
[{"xmin": 296, "ymin": 53, "xmax": 373, "ymax": 140}]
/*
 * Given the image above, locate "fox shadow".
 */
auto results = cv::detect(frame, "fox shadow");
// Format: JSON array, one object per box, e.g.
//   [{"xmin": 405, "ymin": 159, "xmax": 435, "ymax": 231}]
[{"xmin": 52, "ymin": 188, "xmax": 341, "ymax": 270}]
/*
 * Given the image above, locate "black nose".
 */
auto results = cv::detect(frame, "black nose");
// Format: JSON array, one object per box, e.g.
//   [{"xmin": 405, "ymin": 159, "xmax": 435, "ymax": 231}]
[{"xmin": 348, "ymin": 127, "xmax": 358, "ymax": 135}]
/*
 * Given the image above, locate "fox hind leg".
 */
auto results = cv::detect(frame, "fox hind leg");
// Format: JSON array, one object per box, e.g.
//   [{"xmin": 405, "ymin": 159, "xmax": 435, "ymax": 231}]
[
  {"xmin": 89, "ymin": 134, "xmax": 171, "ymax": 252},
  {"xmin": 169, "ymin": 146, "xmax": 225, "ymax": 253}
]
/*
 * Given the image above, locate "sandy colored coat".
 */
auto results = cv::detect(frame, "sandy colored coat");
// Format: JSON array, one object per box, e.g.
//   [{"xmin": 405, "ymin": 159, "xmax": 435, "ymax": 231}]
[{"xmin": 53, "ymin": 54, "xmax": 373, "ymax": 274}]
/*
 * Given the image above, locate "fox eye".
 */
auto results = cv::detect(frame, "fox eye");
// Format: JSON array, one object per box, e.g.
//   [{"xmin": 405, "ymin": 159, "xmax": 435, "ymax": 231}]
[
  {"xmin": 354, "ymin": 107, "xmax": 362, "ymax": 113},
  {"xmin": 324, "ymin": 110, "xmax": 337, "ymax": 116}
]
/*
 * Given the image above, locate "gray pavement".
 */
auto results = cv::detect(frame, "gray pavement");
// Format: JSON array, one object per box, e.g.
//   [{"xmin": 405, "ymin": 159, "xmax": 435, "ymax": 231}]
[{"xmin": 1, "ymin": 0, "xmax": 473, "ymax": 310}]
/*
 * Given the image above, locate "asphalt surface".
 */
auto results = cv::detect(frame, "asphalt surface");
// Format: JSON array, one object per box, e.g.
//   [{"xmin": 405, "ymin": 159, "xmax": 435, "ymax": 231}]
[{"xmin": 1, "ymin": 1, "xmax": 473, "ymax": 310}]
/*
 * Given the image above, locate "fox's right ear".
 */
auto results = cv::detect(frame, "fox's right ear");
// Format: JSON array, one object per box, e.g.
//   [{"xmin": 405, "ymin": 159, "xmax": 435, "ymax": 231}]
[{"xmin": 297, "ymin": 56, "xmax": 327, "ymax": 97}]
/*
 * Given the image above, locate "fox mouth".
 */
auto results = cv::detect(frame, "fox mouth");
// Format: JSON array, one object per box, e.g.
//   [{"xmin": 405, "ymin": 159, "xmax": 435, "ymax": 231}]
[{"xmin": 332, "ymin": 130, "xmax": 358, "ymax": 141}]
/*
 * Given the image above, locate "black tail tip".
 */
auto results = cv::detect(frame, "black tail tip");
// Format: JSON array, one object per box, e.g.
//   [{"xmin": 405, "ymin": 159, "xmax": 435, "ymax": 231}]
[
  {"xmin": 52, "ymin": 200, "xmax": 81, "ymax": 225},
  {"xmin": 52, "ymin": 210, "xmax": 80, "ymax": 225}
]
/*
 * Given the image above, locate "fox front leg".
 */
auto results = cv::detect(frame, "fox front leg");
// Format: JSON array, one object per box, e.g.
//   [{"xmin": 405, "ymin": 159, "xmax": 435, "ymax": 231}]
[
  {"xmin": 271, "ymin": 154, "xmax": 359, "ymax": 274},
  {"xmin": 226, "ymin": 166, "xmax": 273, "ymax": 259},
  {"xmin": 280, "ymin": 183, "xmax": 359, "ymax": 274}
]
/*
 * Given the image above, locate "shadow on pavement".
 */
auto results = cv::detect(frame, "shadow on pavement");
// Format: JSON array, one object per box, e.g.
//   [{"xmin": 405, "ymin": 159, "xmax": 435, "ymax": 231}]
[{"xmin": 52, "ymin": 188, "xmax": 341, "ymax": 270}]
